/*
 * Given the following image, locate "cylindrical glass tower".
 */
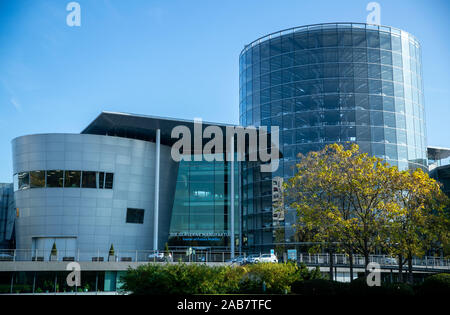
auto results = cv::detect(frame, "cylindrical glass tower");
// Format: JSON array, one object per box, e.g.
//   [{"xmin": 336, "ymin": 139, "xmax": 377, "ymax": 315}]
[{"xmin": 239, "ymin": 23, "xmax": 427, "ymax": 252}]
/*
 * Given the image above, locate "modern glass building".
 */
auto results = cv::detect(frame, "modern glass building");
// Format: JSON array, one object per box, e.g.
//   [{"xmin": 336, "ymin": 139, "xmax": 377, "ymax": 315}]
[{"xmin": 239, "ymin": 23, "xmax": 427, "ymax": 251}]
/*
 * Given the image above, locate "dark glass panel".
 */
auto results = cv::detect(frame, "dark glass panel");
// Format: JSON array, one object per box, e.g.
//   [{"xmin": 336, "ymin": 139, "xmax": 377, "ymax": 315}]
[
  {"xmin": 82, "ymin": 171, "xmax": 97, "ymax": 189},
  {"xmin": 30, "ymin": 171, "xmax": 45, "ymax": 188},
  {"xmin": 46, "ymin": 170, "xmax": 64, "ymax": 188},
  {"xmin": 105, "ymin": 173, "xmax": 114, "ymax": 189},
  {"xmin": 323, "ymin": 79, "xmax": 339, "ymax": 94},
  {"xmin": 126, "ymin": 208, "xmax": 144, "ymax": 224},
  {"xmin": 324, "ymin": 94, "xmax": 339, "ymax": 109},
  {"xmin": 64, "ymin": 171, "xmax": 81, "ymax": 188}
]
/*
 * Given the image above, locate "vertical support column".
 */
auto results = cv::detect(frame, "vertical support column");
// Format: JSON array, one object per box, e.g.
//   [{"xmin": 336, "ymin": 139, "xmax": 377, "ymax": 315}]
[
  {"xmin": 230, "ymin": 136, "xmax": 235, "ymax": 259},
  {"xmin": 153, "ymin": 129, "xmax": 161, "ymax": 252},
  {"xmin": 238, "ymin": 161, "xmax": 242, "ymax": 255}
]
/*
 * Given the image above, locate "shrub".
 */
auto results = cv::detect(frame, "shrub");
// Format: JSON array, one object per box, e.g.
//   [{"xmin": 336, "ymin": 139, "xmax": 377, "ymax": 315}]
[
  {"xmin": 121, "ymin": 264, "xmax": 245, "ymax": 295},
  {"xmin": 416, "ymin": 273, "xmax": 450, "ymax": 296},
  {"xmin": 239, "ymin": 263, "xmax": 298, "ymax": 294}
]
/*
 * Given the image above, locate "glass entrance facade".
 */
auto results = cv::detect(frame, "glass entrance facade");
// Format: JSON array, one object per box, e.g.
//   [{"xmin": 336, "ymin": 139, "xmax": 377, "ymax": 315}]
[
  {"xmin": 239, "ymin": 23, "xmax": 427, "ymax": 251},
  {"xmin": 168, "ymin": 156, "xmax": 239, "ymax": 249}
]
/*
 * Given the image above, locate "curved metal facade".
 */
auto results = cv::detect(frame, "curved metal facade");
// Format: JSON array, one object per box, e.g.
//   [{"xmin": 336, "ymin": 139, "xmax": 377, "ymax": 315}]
[
  {"xmin": 12, "ymin": 134, "xmax": 178, "ymax": 257},
  {"xmin": 239, "ymin": 23, "xmax": 427, "ymax": 251}
]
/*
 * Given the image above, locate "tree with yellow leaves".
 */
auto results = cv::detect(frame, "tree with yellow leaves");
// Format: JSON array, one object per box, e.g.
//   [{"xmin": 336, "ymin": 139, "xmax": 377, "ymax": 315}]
[
  {"xmin": 285, "ymin": 143, "xmax": 449, "ymax": 282},
  {"xmin": 381, "ymin": 168, "xmax": 449, "ymax": 283}
]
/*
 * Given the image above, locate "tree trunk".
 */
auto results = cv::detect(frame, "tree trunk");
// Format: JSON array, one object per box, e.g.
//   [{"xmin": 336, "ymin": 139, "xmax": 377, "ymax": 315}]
[
  {"xmin": 398, "ymin": 254, "xmax": 403, "ymax": 283},
  {"xmin": 364, "ymin": 253, "xmax": 370, "ymax": 277},
  {"xmin": 349, "ymin": 252, "xmax": 354, "ymax": 282},
  {"xmin": 329, "ymin": 250, "xmax": 334, "ymax": 281},
  {"xmin": 407, "ymin": 255, "xmax": 414, "ymax": 285}
]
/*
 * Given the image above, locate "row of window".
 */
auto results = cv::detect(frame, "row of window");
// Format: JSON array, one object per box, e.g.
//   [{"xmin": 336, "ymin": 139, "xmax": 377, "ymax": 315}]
[
  {"xmin": 241, "ymin": 48, "xmax": 421, "ymax": 77},
  {"xmin": 14, "ymin": 170, "xmax": 114, "ymax": 191},
  {"xmin": 241, "ymin": 63, "xmax": 421, "ymax": 89},
  {"xmin": 240, "ymin": 29, "xmax": 420, "ymax": 64},
  {"xmin": 241, "ymin": 82, "xmax": 422, "ymax": 108}
]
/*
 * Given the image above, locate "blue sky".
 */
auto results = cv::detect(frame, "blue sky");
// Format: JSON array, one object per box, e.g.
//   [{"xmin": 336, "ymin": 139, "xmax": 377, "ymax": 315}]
[{"xmin": 0, "ymin": 0, "xmax": 449, "ymax": 182}]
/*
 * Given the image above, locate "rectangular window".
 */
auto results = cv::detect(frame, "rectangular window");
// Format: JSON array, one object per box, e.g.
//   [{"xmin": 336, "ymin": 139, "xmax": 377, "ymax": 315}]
[
  {"xmin": 30, "ymin": 171, "xmax": 45, "ymax": 188},
  {"xmin": 46, "ymin": 170, "xmax": 64, "ymax": 188},
  {"xmin": 82, "ymin": 171, "xmax": 97, "ymax": 188},
  {"xmin": 18, "ymin": 172, "xmax": 30, "ymax": 190},
  {"xmin": 126, "ymin": 208, "xmax": 144, "ymax": 224},
  {"xmin": 64, "ymin": 171, "xmax": 81, "ymax": 188},
  {"xmin": 105, "ymin": 173, "xmax": 114, "ymax": 189}
]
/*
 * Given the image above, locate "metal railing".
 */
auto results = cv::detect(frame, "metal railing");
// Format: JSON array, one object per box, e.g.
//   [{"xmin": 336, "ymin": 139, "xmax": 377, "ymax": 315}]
[{"xmin": 0, "ymin": 249, "xmax": 449, "ymax": 270}]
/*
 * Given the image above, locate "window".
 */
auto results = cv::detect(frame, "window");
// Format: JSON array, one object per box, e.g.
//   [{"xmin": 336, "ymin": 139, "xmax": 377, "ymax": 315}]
[
  {"xmin": 105, "ymin": 173, "xmax": 114, "ymax": 189},
  {"xmin": 46, "ymin": 170, "xmax": 64, "ymax": 188},
  {"xmin": 126, "ymin": 208, "xmax": 144, "ymax": 224},
  {"xmin": 64, "ymin": 171, "xmax": 81, "ymax": 188},
  {"xmin": 82, "ymin": 171, "xmax": 97, "ymax": 188},
  {"xmin": 30, "ymin": 171, "xmax": 45, "ymax": 188},
  {"xmin": 18, "ymin": 172, "xmax": 30, "ymax": 190}
]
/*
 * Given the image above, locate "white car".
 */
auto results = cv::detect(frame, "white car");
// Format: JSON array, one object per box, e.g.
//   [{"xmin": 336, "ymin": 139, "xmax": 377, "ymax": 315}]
[
  {"xmin": 246, "ymin": 254, "xmax": 261, "ymax": 264},
  {"xmin": 148, "ymin": 252, "xmax": 165, "ymax": 261},
  {"xmin": 254, "ymin": 254, "xmax": 278, "ymax": 263}
]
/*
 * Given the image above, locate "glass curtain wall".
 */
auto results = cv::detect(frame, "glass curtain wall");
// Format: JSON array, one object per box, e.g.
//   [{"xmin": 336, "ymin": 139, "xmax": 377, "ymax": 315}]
[{"xmin": 239, "ymin": 23, "xmax": 426, "ymax": 252}]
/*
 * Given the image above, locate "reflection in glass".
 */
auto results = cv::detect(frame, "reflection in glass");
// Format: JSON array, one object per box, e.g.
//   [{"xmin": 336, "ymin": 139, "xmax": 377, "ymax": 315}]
[
  {"xmin": 18, "ymin": 172, "xmax": 30, "ymax": 190},
  {"xmin": 82, "ymin": 171, "xmax": 97, "ymax": 189},
  {"xmin": 64, "ymin": 171, "xmax": 81, "ymax": 188},
  {"xmin": 30, "ymin": 171, "xmax": 45, "ymax": 188},
  {"xmin": 105, "ymin": 173, "xmax": 114, "ymax": 189},
  {"xmin": 46, "ymin": 170, "xmax": 64, "ymax": 188}
]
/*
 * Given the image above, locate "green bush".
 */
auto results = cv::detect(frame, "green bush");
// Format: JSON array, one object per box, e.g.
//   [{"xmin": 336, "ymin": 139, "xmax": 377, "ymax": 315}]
[
  {"xmin": 239, "ymin": 263, "xmax": 298, "ymax": 294},
  {"xmin": 121, "ymin": 264, "xmax": 246, "ymax": 295},
  {"xmin": 122, "ymin": 263, "xmax": 302, "ymax": 295},
  {"xmin": 416, "ymin": 273, "xmax": 450, "ymax": 296}
]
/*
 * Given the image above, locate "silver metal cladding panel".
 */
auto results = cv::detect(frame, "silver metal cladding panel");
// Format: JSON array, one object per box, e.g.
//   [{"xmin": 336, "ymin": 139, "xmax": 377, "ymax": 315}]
[{"xmin": 12, "ymin": 134, "xmax": 178, "ymax": 253}]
